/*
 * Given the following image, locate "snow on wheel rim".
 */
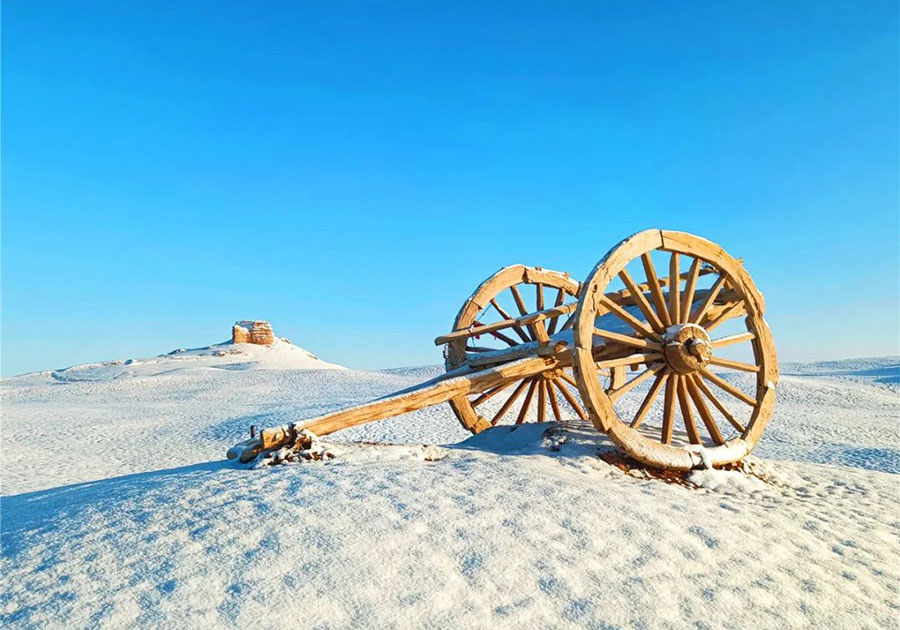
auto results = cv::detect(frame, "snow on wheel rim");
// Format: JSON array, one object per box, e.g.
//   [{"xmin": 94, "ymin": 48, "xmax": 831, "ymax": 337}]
[{"xmin": 572, "ymin": 230, "xmax": 778, "ymax": 470}]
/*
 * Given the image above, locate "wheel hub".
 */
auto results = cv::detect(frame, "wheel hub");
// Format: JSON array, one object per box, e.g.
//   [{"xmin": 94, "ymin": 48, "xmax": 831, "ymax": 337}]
[{"xmin": 662, "ymin": 324, "xmax": 712, "ymax": 374}]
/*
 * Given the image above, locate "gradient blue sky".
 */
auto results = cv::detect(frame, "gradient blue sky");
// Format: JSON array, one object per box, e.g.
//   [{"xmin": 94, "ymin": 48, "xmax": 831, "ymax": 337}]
[{"xmin": 2, "ymin": 2, "xmax": 898, "ymax": 376}]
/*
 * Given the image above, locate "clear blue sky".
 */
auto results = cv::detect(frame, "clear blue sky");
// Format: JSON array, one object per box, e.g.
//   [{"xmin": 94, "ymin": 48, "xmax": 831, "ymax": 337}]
[{"xmin": 2, "ymin": 2, "xmax": 898, "ymax": 376}]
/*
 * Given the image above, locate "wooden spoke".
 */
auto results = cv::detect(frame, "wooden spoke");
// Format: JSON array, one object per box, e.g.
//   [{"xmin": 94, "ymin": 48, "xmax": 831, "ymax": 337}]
[
  {"xmin": 509, "ymin": 284, "xmax": 530, "ymax": 316},
  {"xmin": 692, "ymin": 374, "xmax": 747, "ymax": 433},
  {"xmin": 537, "ymin": 379, "xmax": 547, "ymax": 423},
  {"xmin": 661, "ymin": 374, "xmax": 678, "ymax": 444},
  {"xmin": 559, "ymin": 312, "xmax": 576, "ymax": 332},
  {"xmin": 595, "ymin": 352, "xmax": 663, "ymax": 370},
  {"xmin": 668, "ymin": 253, "xmax": 681, "ymax": 324},
  {"xmin": 545, "ymin": 288, "xmax": 566, "ymax": 336},
  {"xmin": 490, "ymin": 378, "xmax": 531, "ymax": 426},
  {"xmin": 536, "ymin": 283, "xmax": 545, "ymax": 312},
  {"xmin": 606, "ymin": 266, "xmax": 717, "ymax": 309},
  {"xmin": 641, "ymin": 253, "xmax": 672, "ymax": 327},
  {"xmin": 618, "ymin": 268, "xmax": 666, "ymax": 333},
  {"xmin": 689, "ymin": 275, "xmax": 727, "ymax": 324},
  {"xmin": 531, "ymin": 319, "xmax": 551, "ymax": 344},
  {"xmin": 471, "ymin": 381, "xmax": 514, "ymax": 407},
  {"xmin": 631, "ymin": 370, "xmax": 669, "ymax": 429},
  {"xmin": 680, "ymin": 257, "xmax": 702, "ymax": 322},
  {"xmin": 703, "ymin": 300, "xmax": 745, "ymax": 332},
  {"xmin": 610, "ymin": 366, "xmax": 626, "ymax": 390},
  {"xmin": 608, "ymin": 362, "xmax": 665, "ymax": 402},
  {"xmin": 558, "ymin": 370, "xmax": 578, "ymax": 388},
  {"xmin": 548, "ymin": 380, "xmax": 563, "ymax": 421},
  {"xmin": 685, "ymin": 375, "xmax": 726, "ymax": 444},
  {"xmin": 490, "ymin": 298, "xmax": 530, "ymax": 343},
  {"xmin": 711, "ymin": 332, "xmax": 756, "ymax": 348},
  {"xmin": 699, "ymin": 368, "xmax": 757, "ymax": 407},
  {"xmin": 509, "ymin": 285, "xmax": 536, "ymax": 341},
  {"xmin": 552, "ymin": 379, "xmax": 588, "ymax": 420},
  {"xmin": 593, "ymin": 328, "xmax": 663, "ymax": 351},
  {"xmin": 708, "ymin": 356, "xmax": 761, "ymax": 373},
  {"xmin": 597, "ymin": 295, "xmax": 657, "ymax": 339},
  {"xmin": 676, "ymin": 376, "xmax": 702, "ymax": 444},
  {"xmin": 515, "ymin": 378, "xmax": 539, "ymax": 424}
]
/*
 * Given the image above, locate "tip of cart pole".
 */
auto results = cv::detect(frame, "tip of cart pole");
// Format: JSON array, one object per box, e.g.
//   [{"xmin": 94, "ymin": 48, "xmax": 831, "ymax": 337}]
[{"xmin": 226, "ymin": 437, "xmax": 263, "ymax": 463}]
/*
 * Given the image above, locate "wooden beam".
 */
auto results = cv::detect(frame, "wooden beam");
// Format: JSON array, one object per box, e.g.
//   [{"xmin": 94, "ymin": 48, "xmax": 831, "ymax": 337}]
[
  {"xmin": 680, "ymin": 257, "xmax": 702, "ymax": 322},
  {"xmin": 596, "ymin": 295, "xmax": 656, "ymax": 339},
  {"xmin": 692, "ymin": 374, "xmax": 747, "ymax": 434},
  {"xmin": 661, "ymin": 374, "xmax": 678, "ymax": 444},
  {"xmin": 710, "ymin": 332, "xmax": 755, "ymax": 348},
  {"xmin": 490, "ymin": 378, "xmax": 530, "ymax": 425},
  {"xmin": 685, "ymin": 374, "xmax": 726, "ymax": 444},
  {"xmin": 552, "ymin": 379, "xmax": 588, "ymax": 420},
  {"xmin": 537, "ymin": 379, "xmax": 547, "ymax": 423},
  {"xmin": 595, "ymin": 352, "xmax": 663, "ymax": 370},
  {"xmin": 699, "ymin": 368, "xmax": 758, "ymax": 406},
  {"xmin": 593, "ymin": 328, "xmax": 664, "ymax": 351},
  {"xmin": 490, "ymin": 298, "xmax": 530, "ymax": 343},
  {"xmin": 702, "ymin": 300, "xmax": 746, "ymax": 332},
  {"xmin": 516, "ymin": 379, "xmax": 539, "ymax": 424},
  {"xmin": 545, "ymin": 288, "xmax": 567, "ymax": 336},
  {"xmin": 689, "ymin": 275, "xmax": 727, "ymax": 324},
  {"xmin": 435, "ymin": 279, "xmax": 737, "ymax": 347},
  {"xmin": 471, "ymin": 381, "xmax": 514, "ymax": 406},
  {"xmin": 608, "ymin": 362, "xmax": 665, "ymax": 402},
  {"xmin": 228, "ymin": 352, "xmax": 565, "ymax": 462},
  {"xmin": 707, "ymin": 356, "xmax": 760, "ymax": 373},
  {"xmin": 676, "ymin": 375, "xmax": 702, "ymax": 444},
  {"xmin": 606, "ymin": 265, "xmax": 716, "ymax": 309},
  {"xmin": 641, "ymin": 253, "xmax": 672, "ymax": 327},
  {"xmin": 434, "ymin": 303, "xmax": 577, "ymax": 346},
  {"xmin": 631, "ymin": 371, "xmax": 668, "ymax": 429},
  {"xmin": 668, "ymin": 253, "xmax": 681, "ymax": 324},
  {"xmin": 619, "ymin": 268, "xmax": 666, "ymax": 333},
  {"xmin": 548, "ymin": 380, "xmax": 563, "ymax": 421}
]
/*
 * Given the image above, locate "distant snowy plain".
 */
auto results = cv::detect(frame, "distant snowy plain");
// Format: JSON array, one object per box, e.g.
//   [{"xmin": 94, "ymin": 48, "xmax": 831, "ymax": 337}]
[{"xmin": 1, "ymin": 340, "xmax": 898, "ymax": 629}]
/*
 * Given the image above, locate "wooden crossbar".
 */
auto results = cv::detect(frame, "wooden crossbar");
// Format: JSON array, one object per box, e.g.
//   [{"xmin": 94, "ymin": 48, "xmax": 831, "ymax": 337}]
[{"xmin": 435, "ymin": 274, "xmax": 732, "ymax": 347}]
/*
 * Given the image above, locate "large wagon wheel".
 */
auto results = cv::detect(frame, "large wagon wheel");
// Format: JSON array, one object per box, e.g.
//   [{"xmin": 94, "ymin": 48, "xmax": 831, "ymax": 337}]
[
  {"xmin": 572, "ymin": 230, "xmax": 778, "ymax": 469},
  {"xmin": 446, "ymin": 265, "xmax": 585, "ymax": 433}
]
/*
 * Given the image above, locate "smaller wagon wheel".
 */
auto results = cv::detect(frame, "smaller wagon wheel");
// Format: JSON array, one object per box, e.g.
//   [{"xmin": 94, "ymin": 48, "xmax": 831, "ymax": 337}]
[
  {"xmin": 446, "ymin": 265, "xmax": 586, "ymax": 433},
  {"xmin": 572, "ymin": 230, "xmax": 778, "ymax": 469}
]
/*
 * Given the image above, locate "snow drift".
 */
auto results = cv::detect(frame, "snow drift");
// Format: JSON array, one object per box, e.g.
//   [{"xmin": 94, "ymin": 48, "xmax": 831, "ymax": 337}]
[{"xmin": 1, "ymin": 356, "xmax": 898, "ymax": 629}]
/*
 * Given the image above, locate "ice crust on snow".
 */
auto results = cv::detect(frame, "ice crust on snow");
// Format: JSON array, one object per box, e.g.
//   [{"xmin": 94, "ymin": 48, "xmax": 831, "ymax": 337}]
[{"xmin": 1, "ymin": 356, "xmax": 898, "ymax": 629}]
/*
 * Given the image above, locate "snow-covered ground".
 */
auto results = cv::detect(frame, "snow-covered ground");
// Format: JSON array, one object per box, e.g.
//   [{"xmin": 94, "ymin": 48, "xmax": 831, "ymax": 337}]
[{"xmin": 1, "ymin": 345, "xmax": 898, "ymax": 629}]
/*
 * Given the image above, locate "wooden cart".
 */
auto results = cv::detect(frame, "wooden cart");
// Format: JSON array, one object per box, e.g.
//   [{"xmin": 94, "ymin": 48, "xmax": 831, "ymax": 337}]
[{"xmin": 227, "ymin": 230, "xmax": 777, "ymax": 470}]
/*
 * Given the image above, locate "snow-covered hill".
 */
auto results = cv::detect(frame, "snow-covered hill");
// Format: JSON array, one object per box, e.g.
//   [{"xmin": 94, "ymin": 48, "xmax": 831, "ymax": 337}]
[
  {"xmin": 1, "ymin": 355, "xmax": 898, "ymax": 629},
  {"xmin": 9, "ymin": 336, "xmax": 345, "ymax": 387}
]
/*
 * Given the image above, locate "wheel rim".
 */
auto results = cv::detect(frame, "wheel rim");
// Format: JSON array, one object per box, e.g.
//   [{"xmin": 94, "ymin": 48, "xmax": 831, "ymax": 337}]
[
  {"xmin": 572, "ymin": 230, "xmax": 778, "ymax": 469},
  {"xmin": 447, "ymin": 265, "xmax": 585, "ymax": 433}
]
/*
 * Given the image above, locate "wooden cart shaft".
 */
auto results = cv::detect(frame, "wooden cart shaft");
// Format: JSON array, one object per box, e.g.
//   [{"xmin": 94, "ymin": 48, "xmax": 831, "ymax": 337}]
[
  {"xmin": 227, "ymin": 342, "xmax": 572, "ymax": 462},
  {"xmin": 227, "ymin": 330, "xmax": 657, "ymax": 463}
]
